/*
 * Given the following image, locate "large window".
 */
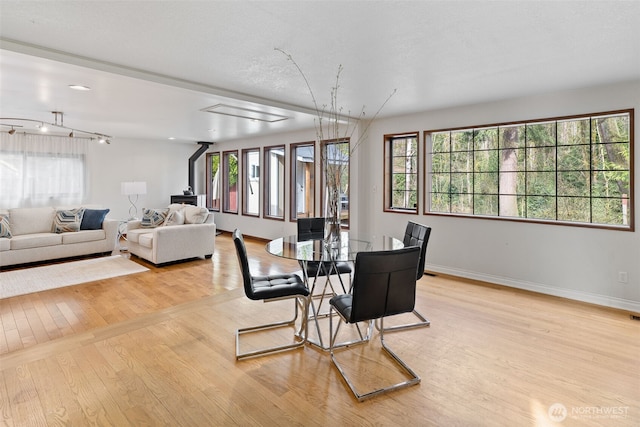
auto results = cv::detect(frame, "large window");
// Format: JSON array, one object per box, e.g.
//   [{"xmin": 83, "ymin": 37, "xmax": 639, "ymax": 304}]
[
  {"xmin": 426, "ymin": 110, "xmax": 633, "ymax": 230},
  {"xmin": 0, "ymin": 133, "xmax": 87, "ymax": 208},
  {"xmin": 222, "ymin": 150, "xmax": 238, "ymax": 214},
  {"xmin": 385, "ymin": 133, "xmax": 418, "ymax": 213},
  {"xmin": 322, "ymin": 139, "xmax": 350, "ymax": 227},
  {"xmin": 207, "ymin": 152, "xmax": 220, "ymax": 211},
  {"xmin": 242, "ymin": 148, "xmax": 260, "ymax": 216},
  {"xmin": 290, "ymin": 142, "xmax": 316, "ymax": 220},
  {"xmin": 264, "ymin": 145, "xmax": 285, "ymax": 220}
]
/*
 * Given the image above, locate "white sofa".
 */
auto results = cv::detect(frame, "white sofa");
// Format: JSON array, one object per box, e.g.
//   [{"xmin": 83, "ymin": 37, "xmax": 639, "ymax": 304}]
[
  {"xmin": 126, "ymin": 204, "xmax": 216, "ymax": 265},
  {"xmin": 0, "ymin": 206, "xmax": 117, "ymax": 268}
]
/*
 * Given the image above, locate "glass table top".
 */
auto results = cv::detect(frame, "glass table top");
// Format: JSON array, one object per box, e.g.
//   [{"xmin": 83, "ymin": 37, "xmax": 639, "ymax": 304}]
[{"xmin": 265, "ymin": 231, "xmax": 404, "ymax": 262}]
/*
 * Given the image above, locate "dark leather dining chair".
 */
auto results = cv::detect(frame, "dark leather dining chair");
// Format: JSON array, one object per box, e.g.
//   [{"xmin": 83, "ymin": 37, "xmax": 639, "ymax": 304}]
[
  {"xmin": 232, "ymin": 229, "xmax": 310, "ymax": 360},
  {"xmin": 377, "ymin": 221, "xmax": 432, "ymax": 332},
  {"xmin": 297, "ymin": 217, "xmax": 352, "ymax": 292},
  {"xmin": 329, "ymin": 246, "xmax": 422, "ymax": 401}
]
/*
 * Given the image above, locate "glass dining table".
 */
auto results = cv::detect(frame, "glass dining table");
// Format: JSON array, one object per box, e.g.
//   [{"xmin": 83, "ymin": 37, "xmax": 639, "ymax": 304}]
[{"xmin": 265, "ymin": 231, "xmax": 404, "ymax": 350}]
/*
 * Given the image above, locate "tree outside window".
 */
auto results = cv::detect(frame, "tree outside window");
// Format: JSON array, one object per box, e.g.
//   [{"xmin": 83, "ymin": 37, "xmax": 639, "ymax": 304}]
[
  {"xmin": 385, "ymin": 133, "xmax": 418, "ymax": 213},
  {"xmin": 207, "ymin": 152, "xmax": 220, "ymax": 211},
  {"xmin": 427, "ymin": 110, "xmax": 632, "ymax": 230},
  {"xmin": 223, "ymin": 150, "xmax": 238, "ymax": 213},
  {"xmin": 322, "ymin": 140, "xmax": 350, "ymax": 227}
]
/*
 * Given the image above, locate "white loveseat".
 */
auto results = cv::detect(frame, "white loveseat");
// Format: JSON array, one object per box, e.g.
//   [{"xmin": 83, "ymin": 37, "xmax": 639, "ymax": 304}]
[
  {"xmin": 0, "ymin": 206, "xmax": 117, "ymax": 268},
  {"xmin": 126, "ymin": 204, "xmax": 216, "ymax": 265}
]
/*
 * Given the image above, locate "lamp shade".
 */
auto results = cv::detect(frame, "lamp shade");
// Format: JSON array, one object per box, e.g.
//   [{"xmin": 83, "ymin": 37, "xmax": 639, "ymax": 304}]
[{"xmin": 121, "ymin": 181, "xmax": 147, "ymax": 196}]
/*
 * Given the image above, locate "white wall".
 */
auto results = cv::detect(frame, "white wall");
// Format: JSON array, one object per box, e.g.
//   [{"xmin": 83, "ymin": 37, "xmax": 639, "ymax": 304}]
[
  {"xmin": 362, "ymin": 80, "xmax": 640, "ymax": 312},
  {"xmin": 86, "ymin": 138, "xmax": 197, "ymax": 220},
  {"xmin": 89, "ymin": 80, "xmax": 639, "ymax": 312}
]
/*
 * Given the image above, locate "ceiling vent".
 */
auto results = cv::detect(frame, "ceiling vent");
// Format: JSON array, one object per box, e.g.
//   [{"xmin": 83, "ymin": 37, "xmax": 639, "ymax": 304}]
[{"xmin": 201, "ymin": 104, "xmax": 289, "ymax": 123}]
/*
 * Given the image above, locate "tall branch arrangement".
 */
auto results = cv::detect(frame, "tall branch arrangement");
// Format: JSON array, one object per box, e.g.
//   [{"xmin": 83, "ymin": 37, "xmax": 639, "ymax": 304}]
[{"xmin": 276, "ymin": 48, "xmax": 396, "ymax": 229}]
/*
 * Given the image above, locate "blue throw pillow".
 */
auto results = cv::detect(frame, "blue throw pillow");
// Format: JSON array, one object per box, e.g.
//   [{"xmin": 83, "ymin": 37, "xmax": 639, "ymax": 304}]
[{"xmin": 80, "ymin": 208, "xmax": 110, "ymax": 230}]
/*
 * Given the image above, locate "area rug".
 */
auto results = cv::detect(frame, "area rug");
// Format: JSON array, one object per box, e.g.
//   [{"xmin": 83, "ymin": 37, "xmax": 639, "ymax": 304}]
[{"xmin": 0, "ymin": 255, "xmax": 149, "ymax": 299}]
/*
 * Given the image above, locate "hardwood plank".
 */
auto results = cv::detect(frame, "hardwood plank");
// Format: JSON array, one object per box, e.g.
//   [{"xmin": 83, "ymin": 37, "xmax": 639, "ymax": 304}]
[
  {"xmin": 0, "ymin": 233, "xmax": 638, "ymax": 426},
  {"xmin": 0, "ymin": 370, "xmax": 14, "ymax": 426},
  {"xmin": 3, "ymin": 365, "xmax": 47, "ymax": 425}
]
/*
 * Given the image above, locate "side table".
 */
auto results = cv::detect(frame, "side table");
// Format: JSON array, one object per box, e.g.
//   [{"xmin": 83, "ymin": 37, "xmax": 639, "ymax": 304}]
[{"xmin": 117, "ymin": 220, "xmax": 129, "ymax": 251}]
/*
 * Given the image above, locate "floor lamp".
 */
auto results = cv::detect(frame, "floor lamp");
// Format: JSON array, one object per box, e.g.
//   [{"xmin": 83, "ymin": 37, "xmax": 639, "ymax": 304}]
[{"xmin": 121, "ymin": 181, "xmax": 147, "ymax": 219}]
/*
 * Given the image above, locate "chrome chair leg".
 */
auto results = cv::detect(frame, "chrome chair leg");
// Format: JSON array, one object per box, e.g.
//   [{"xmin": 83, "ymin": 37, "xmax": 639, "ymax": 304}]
[
  {"xmin": 330, "ymin": 315, "xmax": 420, "ymax": 402},
  {"xmin": 375, "ymin": 309, "xmax": 430, "ymax": 332},
  {"xmin": 236, "ymin": 295, "xmax": 309, "ymax": 360}
]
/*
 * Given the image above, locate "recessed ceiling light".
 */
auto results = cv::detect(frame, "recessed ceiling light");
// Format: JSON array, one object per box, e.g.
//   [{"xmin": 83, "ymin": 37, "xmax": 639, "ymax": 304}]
[
  {"xmin": 69, "ymin": 85, "xmax": 91, "ymax": 91},
  {"xmin": 168, "ymin": 137, "xmax": 176, "ymax": 140}
]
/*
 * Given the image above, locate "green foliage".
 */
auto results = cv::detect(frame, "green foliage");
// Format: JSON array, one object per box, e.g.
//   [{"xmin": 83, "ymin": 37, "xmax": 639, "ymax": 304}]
[{"xmin": 429, "ymin": 112, "xmax": 631, "ymax": 226}]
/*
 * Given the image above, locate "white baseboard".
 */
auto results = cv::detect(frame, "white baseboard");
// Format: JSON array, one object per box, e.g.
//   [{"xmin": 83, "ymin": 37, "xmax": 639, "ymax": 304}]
[{"xmin": 427, "ymin": 265, "xmax": 640, "ymax": 314}]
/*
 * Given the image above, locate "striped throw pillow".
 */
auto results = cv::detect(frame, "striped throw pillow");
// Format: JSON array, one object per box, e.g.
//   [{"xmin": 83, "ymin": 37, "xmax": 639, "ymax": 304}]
[
  {"xmin": 0, "ymin": 214, "xmax": 11, "ymax": 238},
  {"xmin": 53, "ymin": 208, "xmax": 85, "ymax": 233},
  {"xmin": 141, "ymin": 208, "xmax": 169, "ymax": 228}
]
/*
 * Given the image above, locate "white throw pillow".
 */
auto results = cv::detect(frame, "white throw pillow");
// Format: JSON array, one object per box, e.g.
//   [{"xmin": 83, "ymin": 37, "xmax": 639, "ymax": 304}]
[
  {"xmin": 9, "ymin": 207, "xmax": 56, "ymax": 235},
  {"xmin": 183, "ymin": 205, "xmax": 209, "ymax": 224},
  {"xmin": 168, "ymin": 203, "xmax": 185, "ymax": 214},
  {"xmin": 164, "ymin": 210, "xmax": 185, "ymax": 226}
]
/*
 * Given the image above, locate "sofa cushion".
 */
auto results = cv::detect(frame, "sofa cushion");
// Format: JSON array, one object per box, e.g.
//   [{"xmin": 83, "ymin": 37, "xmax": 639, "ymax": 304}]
[
  {"xmin": 0, "ymin": 214, "xmax": 11, "ymax": 238},
  {"xmin": 164, "ymin": 210, "xmax": 185, "ymax": 226},
  {"xmin": 53, "ymin": 208, "xmax": 85, "ymax": 233},
  {"xmin": 62, "ymin": 229, "xmax": 106, "ymax": 244},
  {"xmin": 9, "ymin": 207, "xmax": 56, "ymax": 236},
  {"xmin": 0, "ymin": 238, "xmax": 10, "ymax": 252},
  {"xmin": 138, "ymin": 233, "xmax": 154, "ymax": 249},
  {"xmin": 141, "ymin": 208, "xmax": 169, "ymax": 228},
  {"xmin": 126, "ymin": 228, "xmax": 147, "ymax": 243},
  {"xmin": 10, "ymin": 233, "xmax": 62, "ymax": 250},
  {"xmin": 183, "ymin": 205, "xmax": 209, "ymax": 224},
  {"xmin": 80, "ymin": 208, "xmax": 110, "ymax": 230}
]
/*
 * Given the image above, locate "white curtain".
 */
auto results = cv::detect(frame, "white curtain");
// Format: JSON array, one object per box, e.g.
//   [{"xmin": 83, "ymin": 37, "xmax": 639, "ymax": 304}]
[{"xmin": 0, "ymin": 132, "xmax": 89, "ymax": 208}]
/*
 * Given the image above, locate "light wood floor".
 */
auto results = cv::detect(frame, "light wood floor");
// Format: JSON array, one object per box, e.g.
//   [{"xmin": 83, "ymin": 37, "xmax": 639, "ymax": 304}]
[{"xmin": 1, "ymin": 233, "xmax": 638, "ymax": 426}]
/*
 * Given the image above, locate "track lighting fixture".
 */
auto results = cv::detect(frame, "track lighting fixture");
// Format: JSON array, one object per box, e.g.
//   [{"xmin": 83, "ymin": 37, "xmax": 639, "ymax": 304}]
[{"xmin": 0, "ymin": 111, "xmax": 112, "ymax": 143}]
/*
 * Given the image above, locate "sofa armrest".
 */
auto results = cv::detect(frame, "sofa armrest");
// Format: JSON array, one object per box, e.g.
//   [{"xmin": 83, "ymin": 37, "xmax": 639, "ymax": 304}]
[
  {"xmin": 103, "ymin": 219, "xmax": 119, "ymax": 236},
  {"xmin": 152, "ymin": 223, "xmax": 216, "ymax": 263},
  {"xmin": 127, "ymin": 220, "xmax": 143, "ymax": 232}
]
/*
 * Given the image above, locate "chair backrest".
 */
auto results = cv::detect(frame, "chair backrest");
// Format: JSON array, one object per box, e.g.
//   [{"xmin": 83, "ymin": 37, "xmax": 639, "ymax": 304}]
[
  {"xmin": 348, "ymin": 246, "xmax": 420, "ymax": 323},
  {"xmin": 297, "ymin": 217, "xmax": 325, "ymax": 240},
  {"xmin": 403, "ymin": 221, "xmax": 431, "ymax": 280},
  {"xmin": 232, "ymin": 229, "xmax": 256, "ymax": 300}
]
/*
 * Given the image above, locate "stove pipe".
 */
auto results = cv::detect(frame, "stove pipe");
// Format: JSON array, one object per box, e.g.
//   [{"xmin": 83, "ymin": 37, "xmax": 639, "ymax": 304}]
[{"xmin": 189, "ymin": 141, "xmax": 213, "ymax": 192}]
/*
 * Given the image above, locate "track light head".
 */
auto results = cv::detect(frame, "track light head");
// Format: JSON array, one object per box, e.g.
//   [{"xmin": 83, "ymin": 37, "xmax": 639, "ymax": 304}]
[{"xmin": 0, "ymin": 117, "xmax": 111, "ymax": 143}]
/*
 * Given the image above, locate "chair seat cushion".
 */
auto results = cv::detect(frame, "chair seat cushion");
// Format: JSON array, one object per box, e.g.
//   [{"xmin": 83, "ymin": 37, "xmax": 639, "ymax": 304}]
[
  {"xmin": 305, "ymin": 261, "xmax": 352, "ymax": 277},
  {"xmin": 250, "ymin": 273, "xmax": 309, "ymax": 300},
  {"xmin": 330, "ymin": 293, "xmax": 353, "ymax": 322}
]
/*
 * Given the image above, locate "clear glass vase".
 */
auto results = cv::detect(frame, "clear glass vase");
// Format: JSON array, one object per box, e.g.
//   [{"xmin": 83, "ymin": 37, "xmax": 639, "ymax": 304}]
[{"xmin": 324, "ymin": 186, "xmax": 342, "ymax": 244}]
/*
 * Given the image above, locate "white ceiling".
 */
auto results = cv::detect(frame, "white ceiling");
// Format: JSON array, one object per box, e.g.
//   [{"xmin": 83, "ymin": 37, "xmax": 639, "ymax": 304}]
[{"xmin": 1, "ymin": 0, "xmax": 639, "ymax": 144}]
